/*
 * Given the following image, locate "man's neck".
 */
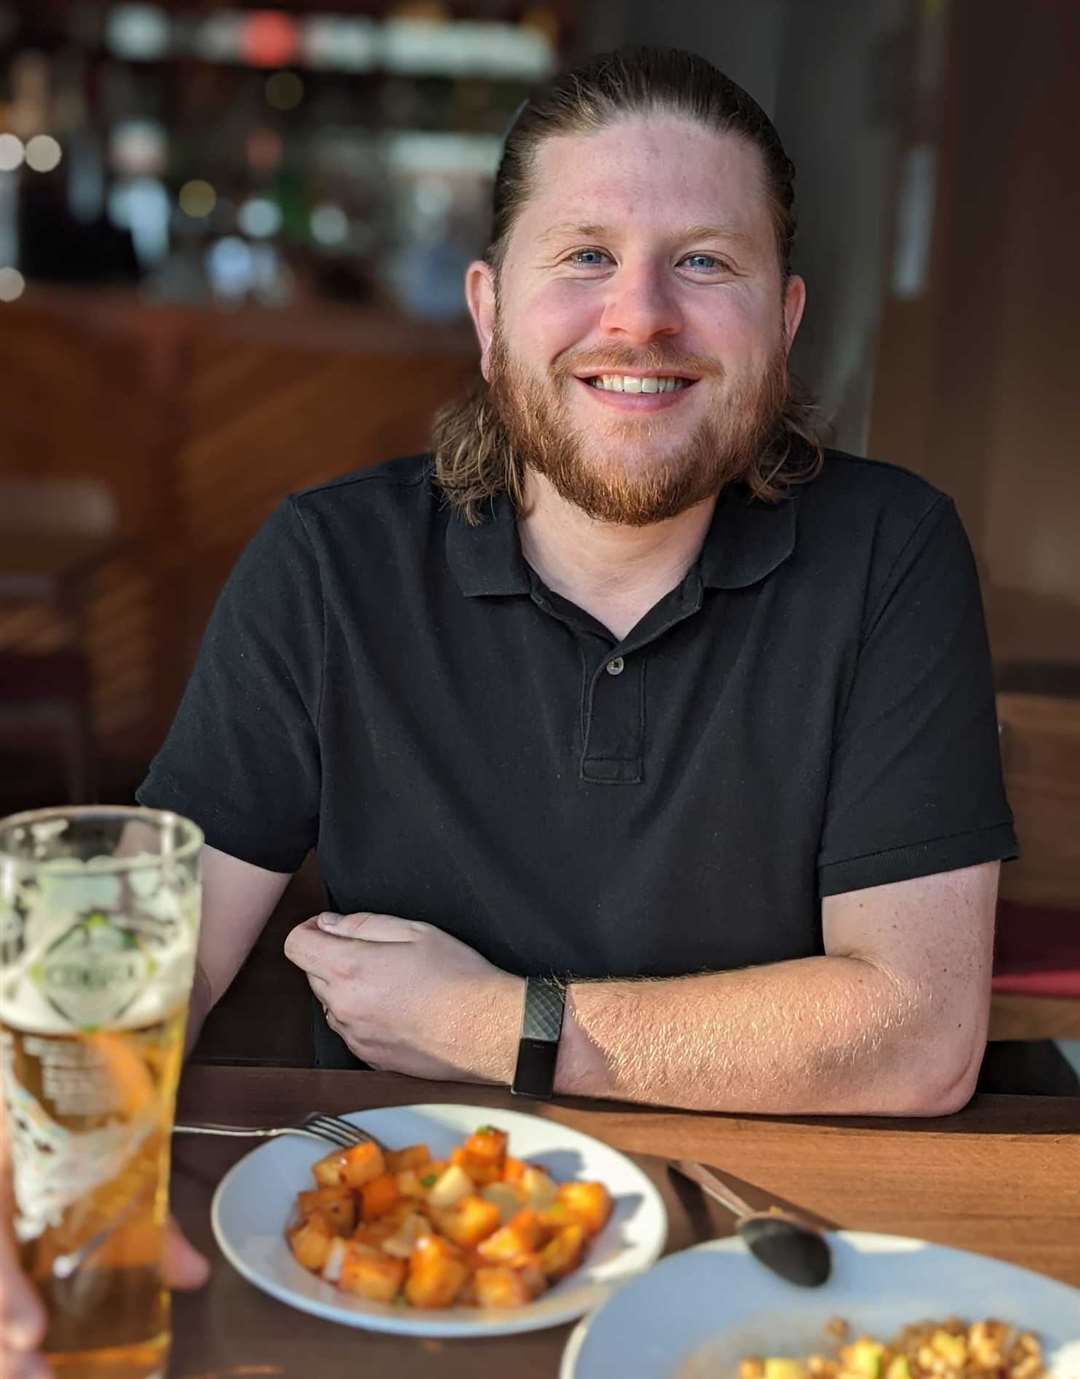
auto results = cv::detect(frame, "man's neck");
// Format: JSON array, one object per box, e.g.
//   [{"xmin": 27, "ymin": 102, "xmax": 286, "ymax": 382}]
[{"xmin": 516, "ymin": 471, "xmax": 717, "ymax": 642}]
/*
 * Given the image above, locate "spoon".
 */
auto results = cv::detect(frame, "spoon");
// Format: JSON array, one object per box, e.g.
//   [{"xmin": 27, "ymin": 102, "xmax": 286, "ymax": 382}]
[{"xmin": 670, "ymin": 1158, "xmax": 832, "ymax": 1287}]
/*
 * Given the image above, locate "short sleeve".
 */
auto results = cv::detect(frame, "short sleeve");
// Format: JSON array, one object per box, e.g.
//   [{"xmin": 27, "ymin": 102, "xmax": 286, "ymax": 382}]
[
  {"xmin": 817, "ymin": 496, "xmax": 1017, "ymax": 896},
  {"xmin": 136, "ymin": 498, "xmax": 322, "ymax": 872}
]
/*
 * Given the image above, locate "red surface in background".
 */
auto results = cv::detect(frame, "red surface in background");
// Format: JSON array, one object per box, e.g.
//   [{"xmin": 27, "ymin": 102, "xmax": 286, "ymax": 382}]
[{"xmin": 992, "ymin": 901, "xmax": 1080, "ymax": 997}]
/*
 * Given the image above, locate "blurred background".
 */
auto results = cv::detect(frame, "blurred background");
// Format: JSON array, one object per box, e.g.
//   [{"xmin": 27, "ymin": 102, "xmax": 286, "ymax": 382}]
[{"xmin": 0, "ymin": 0, "xmax": 1076, "ymax": 1076}]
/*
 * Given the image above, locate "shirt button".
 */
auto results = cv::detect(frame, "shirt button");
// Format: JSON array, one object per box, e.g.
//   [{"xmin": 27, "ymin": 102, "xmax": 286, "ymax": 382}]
[{"xmin": 606, "ymin": 656, "xmax": 625, "ymax": 676}]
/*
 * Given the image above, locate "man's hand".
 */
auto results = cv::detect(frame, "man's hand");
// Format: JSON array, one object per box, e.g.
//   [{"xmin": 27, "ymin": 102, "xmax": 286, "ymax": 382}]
[
  {"xmin": 1, "ymin": 1217, "xmax": 208, "ymax": 1379},
  {"xmin": 284, "ymin": 913, "xmax": 525, "ymax": 1083}
]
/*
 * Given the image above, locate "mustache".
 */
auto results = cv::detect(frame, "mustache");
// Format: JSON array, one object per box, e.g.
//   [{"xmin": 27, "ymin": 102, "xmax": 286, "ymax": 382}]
[{"xmin": 551, "ymin": 345, "xmax": 723, "ymax": 380}]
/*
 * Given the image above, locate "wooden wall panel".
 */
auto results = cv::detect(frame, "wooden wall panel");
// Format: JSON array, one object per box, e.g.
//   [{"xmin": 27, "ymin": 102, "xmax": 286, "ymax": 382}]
[{"xmin": 0, "ymin": 291, "xmax": 476, "ymax": 792}]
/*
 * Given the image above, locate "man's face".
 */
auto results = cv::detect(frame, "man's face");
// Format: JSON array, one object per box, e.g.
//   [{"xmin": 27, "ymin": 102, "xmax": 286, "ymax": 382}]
[{"xmin": 466, "ymin": 116, "xmax": 806, "ymax": 525}]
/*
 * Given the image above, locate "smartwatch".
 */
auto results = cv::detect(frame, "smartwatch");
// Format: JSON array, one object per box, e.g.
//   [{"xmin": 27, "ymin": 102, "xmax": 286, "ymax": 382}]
[{"xmin": 511, "ymin": 976, "xmax": 565, "ymax": 1099}]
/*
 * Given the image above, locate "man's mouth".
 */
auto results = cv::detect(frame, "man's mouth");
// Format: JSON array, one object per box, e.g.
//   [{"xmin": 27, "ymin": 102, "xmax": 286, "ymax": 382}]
[{"xmin": 577, "ymin": 373, "xmax": 697, "ymax": 395}]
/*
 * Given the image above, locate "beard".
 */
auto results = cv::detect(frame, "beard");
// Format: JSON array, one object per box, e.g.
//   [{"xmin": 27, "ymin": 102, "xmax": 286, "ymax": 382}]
[{"xmin": 486, "ymin": 323, "xmax": 789, "ymax": 527}]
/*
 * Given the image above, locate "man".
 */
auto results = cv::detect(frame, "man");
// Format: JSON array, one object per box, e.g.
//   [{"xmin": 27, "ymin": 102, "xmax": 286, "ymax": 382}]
[{"xmin": 3, "ymin": 46, "xmax": 1015, "ymax": 1372}]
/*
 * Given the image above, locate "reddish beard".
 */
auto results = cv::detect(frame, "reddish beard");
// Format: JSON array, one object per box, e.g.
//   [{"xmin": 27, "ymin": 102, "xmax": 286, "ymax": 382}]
[{"xmin": 487, "ymin": 327, "xmax": 789, "ymax": 526}]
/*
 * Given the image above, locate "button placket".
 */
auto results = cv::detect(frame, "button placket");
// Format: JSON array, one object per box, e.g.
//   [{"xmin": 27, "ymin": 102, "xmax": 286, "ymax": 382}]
[{"xmin": 580, "ymin": 651, "xmax": 645, "ymax": 784}]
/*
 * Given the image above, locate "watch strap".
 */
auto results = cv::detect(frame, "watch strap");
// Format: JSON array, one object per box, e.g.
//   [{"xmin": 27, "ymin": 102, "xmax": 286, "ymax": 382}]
[{"xmin": 511, "ymin": 976, "xmax": 565, "ymax": 1099}]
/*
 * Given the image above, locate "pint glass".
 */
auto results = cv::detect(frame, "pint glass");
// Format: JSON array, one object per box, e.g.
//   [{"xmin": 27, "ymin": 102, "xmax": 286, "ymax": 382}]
[{"xmin": 0, "ymin": 806, "xmax": 202, "ymax": 1379}]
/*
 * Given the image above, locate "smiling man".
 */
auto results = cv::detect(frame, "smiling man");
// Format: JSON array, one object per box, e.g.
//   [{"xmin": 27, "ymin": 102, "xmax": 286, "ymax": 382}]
[
  {"xmin": 152, "ymin": 46, "xmax": 1016, "ymax": 1120},
  {"xmin": 2, "ymin": 46, "xmax": 1024, "ymax": 1377}
]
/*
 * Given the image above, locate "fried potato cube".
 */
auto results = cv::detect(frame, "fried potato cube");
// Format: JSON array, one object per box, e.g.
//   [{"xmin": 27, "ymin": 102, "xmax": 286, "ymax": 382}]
[
  {"xmin": 481, "ymin": 1181, "xmax": 527, "ymax": 1224},
  {"xmin": 360, "ymin": 1172, "xmax": 400, "ymax": 1223},
  {"xmin": 431, "ymin": 1194, "xmax": 502, "ymax": 1248},
  {"xmin": 537, "ymin": 1200, "xmax": 582, "ymax": 1233},
  {"xmin": 311, "ymin": 1149, "xmax": 350, "ymax": 1188},
  {"xmin": 386, "ymin": 1144, "xmax": 431, "ymax": 1174},
  {"xmin": 395, "ymin": 1168, "xmax": 425, "ymax": 1199},
  {"xmin": 475, "ymin": 1208, "xmax": 546, "ymax": 1264},
  {"xmin": 521, "ymin": 1165, "xmax": 558, "ymax": 1208},
  {"xmin": 339, "ymin": 1242, "xmax": 407, "ymax": 1303},
  {"xmin": 538, "ymin": 1222, "xmax": 586, "ymax": 1280},
  {"xmin": 340, "ymin": 1139, "xmax": 387, "ymax": 1189},
  {"xmin": 556, "ymin": 1181, "xmax": 612, "ymax": 1236},
  {"xmin": 405, "ymin": 1235, "xmax": 470, "ymax": 1309},
  {"xmin": 457, "ymin": 1126, "xmax": 508, "ymax": 1185},
  {"xmin": 380, "ymin": 1211, "xmax": 431, "ymax": 1260},
  {"xmin": 296, "ymin": 1186, "xmax": 356, "ymax": 1234},
  {"xmin": 502, "ymin": 1156, "xmax": 527, "ymax": 1184},
  {"xmin": 288, "ymin": 1213, "xmax": 335, "ymax": 1272},
  {"xmin": 473, "ymin": 1258, "xmax": 547, "ymax": 1308}
]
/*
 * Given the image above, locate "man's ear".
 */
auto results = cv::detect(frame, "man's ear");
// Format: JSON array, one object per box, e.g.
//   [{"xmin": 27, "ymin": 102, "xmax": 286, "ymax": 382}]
[
  {"xmin": 465, "ymin": 259, "xmax": 497, "ymax": 381},
  {"xmin": 782, "ymin": 273, "xmax": 806, "ymax": 353}
]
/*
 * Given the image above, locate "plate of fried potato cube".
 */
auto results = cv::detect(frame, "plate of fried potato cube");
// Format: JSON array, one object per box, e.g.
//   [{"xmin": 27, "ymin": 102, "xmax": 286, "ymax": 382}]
[{"xmin": 211, "ymin": 1103, "xmax": 668, "ymax": 1337}]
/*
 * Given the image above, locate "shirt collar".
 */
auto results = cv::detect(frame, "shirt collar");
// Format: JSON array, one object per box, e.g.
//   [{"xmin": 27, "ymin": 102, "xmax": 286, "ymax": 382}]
[
  {"xmin": 445, "ymin": 483, "xmax": 798, "ymax": 598},
  {"xmin": 445, "ymin": 493, "xmax": 531, "ymax": 596},
  {"xmin": 698, "ymin": 482, "xmax": 798, "ymax": 589}
]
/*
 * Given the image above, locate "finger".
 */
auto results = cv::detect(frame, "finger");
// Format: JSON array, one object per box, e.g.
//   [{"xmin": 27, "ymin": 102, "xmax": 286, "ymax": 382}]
[
  {"xmin": 282, "ymin": 919, "xmax": 336, "ymax": 977},
  {"xmin": 0, "ymin": 1234, "xmax": 47, "ymax": 1353},
  {"xmin": 162, "ymin": 1216, "xmax": 210, "ymax": 1291},
  {"xmin": 6, "ymin": 1353, "xmax": 53, "ymax": 1379},
  {"xmin": 318, "ymin": 912, "xmax": 417, "ymax": 943},
  {"xmin": 307, "ymin": 973, "xmax": 331, "ymax": 1001}
]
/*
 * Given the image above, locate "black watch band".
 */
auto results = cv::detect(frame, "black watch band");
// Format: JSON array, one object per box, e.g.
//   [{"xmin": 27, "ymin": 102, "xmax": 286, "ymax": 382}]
[{"xmin": 511, "ymin": 976, "xmax": 565, "ymax": 1100}]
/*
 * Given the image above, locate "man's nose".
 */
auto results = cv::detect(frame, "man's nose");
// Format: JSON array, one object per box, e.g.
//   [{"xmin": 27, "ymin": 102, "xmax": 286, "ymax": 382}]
[{"xmin": 599, "ymin": 265, "xmax": 682, "ymax": 343}]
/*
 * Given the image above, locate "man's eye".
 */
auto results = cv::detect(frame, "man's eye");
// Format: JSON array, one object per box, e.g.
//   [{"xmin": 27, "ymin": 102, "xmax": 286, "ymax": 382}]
[
  {"xmin": 567, "ymin": 248, "xmax": 611, "ymax": 267},
  {"xmin": 680, "ymin": 253, "xmax": 729, "ymax": 273}
]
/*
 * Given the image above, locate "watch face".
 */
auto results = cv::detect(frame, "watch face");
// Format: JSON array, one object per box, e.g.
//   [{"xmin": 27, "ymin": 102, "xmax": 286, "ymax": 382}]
[{"xmin": 512, "ymin": 1036, "xmax": 560, "ymax": 1099}]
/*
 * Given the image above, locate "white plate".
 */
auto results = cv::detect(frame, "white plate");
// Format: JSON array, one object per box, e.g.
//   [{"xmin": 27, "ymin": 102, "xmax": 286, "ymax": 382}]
[
  {"xmin": 560, "ymin": 1233, "xmax": 1080, "ymax": 1379},
  {"xmin": 211, "ymin": 1102, "xmax": 668, "ymax": 1338}
]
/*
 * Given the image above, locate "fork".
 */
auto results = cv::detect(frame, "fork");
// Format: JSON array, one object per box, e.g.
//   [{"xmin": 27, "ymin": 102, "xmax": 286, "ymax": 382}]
[{"xmin": 172, "ymin": 1110, "xmax": 383, "ymax": 1151}]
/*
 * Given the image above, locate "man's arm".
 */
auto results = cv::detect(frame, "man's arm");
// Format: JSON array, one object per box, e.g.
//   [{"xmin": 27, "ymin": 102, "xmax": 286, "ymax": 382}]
[
  {"xmin": 184, "ymin": 844, "xmax": 293, "ymax": 1053},
  {"xmin": 553, "ymin": 862, "xmax": 998, "ymax": 1116}
]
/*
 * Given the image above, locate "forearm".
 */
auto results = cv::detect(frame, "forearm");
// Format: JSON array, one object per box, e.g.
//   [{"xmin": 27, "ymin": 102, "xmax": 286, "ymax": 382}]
[
  {"xmin": 553, "ymin": 954, "xmax": 982, "ymax": 1116},
  {"xmin": 183, "ymin": 962, "xmax": 214, "ymax": 1059}
]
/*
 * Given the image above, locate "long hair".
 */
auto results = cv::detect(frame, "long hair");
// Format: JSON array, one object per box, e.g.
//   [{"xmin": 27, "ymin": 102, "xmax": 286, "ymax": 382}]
[{"xmin": 432, "ymin": 46, "xmax": 824, "ymax": 525}]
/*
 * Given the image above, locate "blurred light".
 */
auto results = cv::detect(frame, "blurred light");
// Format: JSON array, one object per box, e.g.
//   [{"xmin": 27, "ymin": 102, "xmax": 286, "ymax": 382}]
[
  {"xmin": 110, "ymin": 119, "xmax": 167, "ymax": 177},
  {"xmin": 0, "ymin": 134, "xmax": 24, "ymax": 172},
  {"xmin": 124, "ymin": 176, "xmax": 171, "ymax": 267},
  {"xmin": 25, "ymin": 135, "xmax": 62, "ymax": 173},
  {"xmin": 310, "ymin": 203, "xmax": 348, "ymax": 246},
  {"xmin": 194, "ymin": 13, "xmax": 244, "ymax": 63},
  {"xmin": 384, "ymin": 131, "xmax": 501, "ymax": 176},
  {"xmin": 206, "ymin": 236, "xmax": 254, "ymax": 301},
  {"xmin": 0, "ymin": 266, "xmax": 25, "ymax": 302},
  {"xmin": 382, "ymin": 19, "xmax": 553, "ymax": 79},
  {"xmin": 238, "ymin": 197, "xmax": 282, "ymax": 238},
  {"xmin": 242, "ymin": 12, "xmax": 299, "ymax": 69},
  {"xmin": 264, "ymin": 71, "xmax": 303, "ymax": 111},
  {"xmin": 892, "ymin": 145, "xmax": 936, "ymax": 300},
  {"xmin": 106, "ymin": 5, "xmax": 170, "ymax": 61},
  {"xmin": 246, "ymin": 127, "xmax": 283, "ymax": 174},
  {"xmin": 301, "ymin": 17, "xmax": 377, "ymax": 72},
  {"xmin": 414, "ymin": 175, "xmax": 451, "ymax": 219},
  {"xmin": 179, "ymin": 179, "xmax": 217, "ymax": 218}
]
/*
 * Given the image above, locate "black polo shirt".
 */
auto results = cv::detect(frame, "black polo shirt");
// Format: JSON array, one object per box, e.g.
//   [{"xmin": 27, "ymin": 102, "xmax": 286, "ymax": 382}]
[{"xmin": 137, "ymin": 450, "xmax": 1017, "ymax": 1067}]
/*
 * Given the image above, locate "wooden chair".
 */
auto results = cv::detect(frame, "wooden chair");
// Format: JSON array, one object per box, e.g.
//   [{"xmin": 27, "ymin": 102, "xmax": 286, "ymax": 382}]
[
  {"xmin": 0, "ymin": 476, "xmax": 119, "ymax": 804},
  {"xmin": 985, "ymin": 692, "xmax": 1080, "ymax": 1089}
]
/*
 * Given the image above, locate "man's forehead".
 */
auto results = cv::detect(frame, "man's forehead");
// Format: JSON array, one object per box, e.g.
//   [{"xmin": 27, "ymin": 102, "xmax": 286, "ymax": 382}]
[{"xmin": 516, "ymin": 119, "xmax": 770, "ymax": 245}]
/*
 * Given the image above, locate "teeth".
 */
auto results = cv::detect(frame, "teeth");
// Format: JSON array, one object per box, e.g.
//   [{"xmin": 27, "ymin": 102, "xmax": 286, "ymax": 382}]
[{"xmin": 591, "ymin": 375, "xmax": 688, "ymax": 394}]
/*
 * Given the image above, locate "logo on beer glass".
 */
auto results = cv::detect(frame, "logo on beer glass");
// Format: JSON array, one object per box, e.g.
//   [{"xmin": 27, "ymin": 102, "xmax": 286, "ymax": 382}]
[{"xmin": 31, "ymin": 912, "xmax": 155, "ymax": 1030}]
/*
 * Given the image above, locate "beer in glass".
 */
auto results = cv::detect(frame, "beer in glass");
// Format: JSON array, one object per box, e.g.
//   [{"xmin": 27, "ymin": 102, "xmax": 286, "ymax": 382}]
[{"xmin": 0, "ymin": 806, "xmax": 202, "ymax": 1379}]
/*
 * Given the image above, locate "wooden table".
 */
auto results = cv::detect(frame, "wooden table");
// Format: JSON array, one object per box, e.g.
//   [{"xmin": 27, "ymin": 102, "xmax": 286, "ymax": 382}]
[{"xmin": 169, "ymin": 1066, "xmax": 1080, "ymax": 1379}]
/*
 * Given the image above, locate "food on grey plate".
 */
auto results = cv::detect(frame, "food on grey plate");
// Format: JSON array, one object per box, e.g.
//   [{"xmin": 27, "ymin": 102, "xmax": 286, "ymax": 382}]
[
  {"xmin": 286, "ymin": 1124, "xmax": 613, "ymax": 1309},
  {"xmin": 739, "ymin": 1316, "xmax": 1045, "ymax": 1379}
]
